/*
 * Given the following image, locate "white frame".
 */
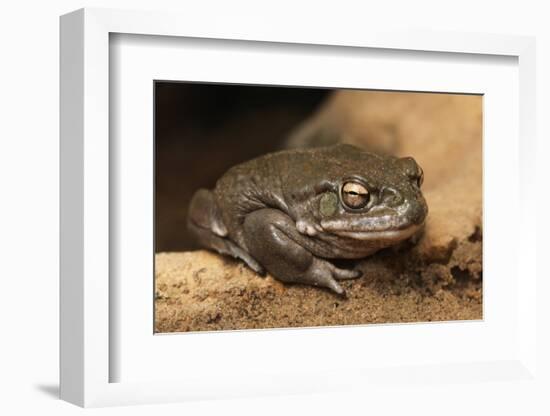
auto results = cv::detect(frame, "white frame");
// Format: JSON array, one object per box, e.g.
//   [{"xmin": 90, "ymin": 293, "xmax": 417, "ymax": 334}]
[
  {"xmin": 111, "ymin": 34, "xmax": 519, "ymax": 385},
  {"xmin": 60, "ymin": 8, "xmax": 537, "ymax": 408}
]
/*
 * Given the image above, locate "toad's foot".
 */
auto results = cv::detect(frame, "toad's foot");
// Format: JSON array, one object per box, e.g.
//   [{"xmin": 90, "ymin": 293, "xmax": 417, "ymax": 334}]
[{"xmin": 304, "ymin": 258, "xmax": 363, "ymax": 294}]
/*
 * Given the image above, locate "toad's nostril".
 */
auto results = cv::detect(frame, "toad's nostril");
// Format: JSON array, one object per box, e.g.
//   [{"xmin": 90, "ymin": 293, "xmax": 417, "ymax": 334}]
[
  {"xmin": 409, "ymin": 201, "xmax": 428, "ymax": 225},
  {"xmin": 380, "ymin": 187, "xmax": 402, "ymax": 206}
]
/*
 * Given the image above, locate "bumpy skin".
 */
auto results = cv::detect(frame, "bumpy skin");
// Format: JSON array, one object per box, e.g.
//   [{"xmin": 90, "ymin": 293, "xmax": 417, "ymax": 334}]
[{"xmin": 188, "ymin": 144, "xmax": 428, "ymax": 295}]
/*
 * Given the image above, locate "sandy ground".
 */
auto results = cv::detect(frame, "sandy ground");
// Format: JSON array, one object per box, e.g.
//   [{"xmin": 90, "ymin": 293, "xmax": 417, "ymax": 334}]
[{"xmin": 155, "ymin": 90, "xmax": 482, "ymax": 332}]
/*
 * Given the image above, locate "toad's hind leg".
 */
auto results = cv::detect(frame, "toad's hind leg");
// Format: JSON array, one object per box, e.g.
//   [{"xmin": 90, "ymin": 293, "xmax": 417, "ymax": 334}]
[
  {"xmin": 187, "ymin": 189, "xmax": 265, "ymax": 274},
  {"xmin": 243, "ymin": 208, "xmax": 361, "ymax": 295}
]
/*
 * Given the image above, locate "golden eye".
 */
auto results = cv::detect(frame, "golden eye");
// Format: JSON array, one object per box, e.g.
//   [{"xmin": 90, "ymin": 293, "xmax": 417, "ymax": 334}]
[{"xmin": 341, "ymin": 181, "xmax": 370, "ymax": 209}]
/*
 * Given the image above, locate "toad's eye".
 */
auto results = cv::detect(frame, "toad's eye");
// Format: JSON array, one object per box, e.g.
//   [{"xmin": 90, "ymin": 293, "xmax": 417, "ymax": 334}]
[
  {"xmin": 341, "ymin": 181, "xmax": 370, "ymax": 209},
  {"xmin": 417, "ymin": 166, "xmax": 424, "ymax": 188}
]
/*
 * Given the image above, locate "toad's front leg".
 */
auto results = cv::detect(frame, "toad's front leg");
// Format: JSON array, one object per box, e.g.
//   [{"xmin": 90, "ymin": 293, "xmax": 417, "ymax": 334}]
[{"xmin": 242, "ymin": 208, "xmax": 361, "ymax": 295}]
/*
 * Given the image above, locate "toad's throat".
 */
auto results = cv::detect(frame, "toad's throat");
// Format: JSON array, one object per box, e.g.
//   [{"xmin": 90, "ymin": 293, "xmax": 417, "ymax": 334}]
[
  {"xmin": 321, "ymin": 222, "xmax": 423, "ymax": 242},
  {"xmin": 321, "ymin": 213, "xmax": 416, "ymax": 231}
]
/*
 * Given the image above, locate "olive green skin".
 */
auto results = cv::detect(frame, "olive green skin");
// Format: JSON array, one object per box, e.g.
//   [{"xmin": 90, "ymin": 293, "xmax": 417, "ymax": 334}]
[{"xmin": 188, "ymin": 144, "xmax": 428, "ymax": 295}]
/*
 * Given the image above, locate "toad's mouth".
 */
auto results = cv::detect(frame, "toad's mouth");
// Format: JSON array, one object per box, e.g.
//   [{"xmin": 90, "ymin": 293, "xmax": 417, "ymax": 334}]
[
  {"xmin": 319, "ymin": 200, "xmax": 427, "ymax": 242},
  {"xmin": 327, "ymin": 223, "xmax": 423, "ymax": 241}
]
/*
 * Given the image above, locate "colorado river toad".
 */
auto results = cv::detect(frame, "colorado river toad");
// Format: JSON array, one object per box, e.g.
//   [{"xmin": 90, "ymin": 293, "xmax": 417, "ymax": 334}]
[{"xmin": 188, "ymin": 144, "xmax": 428, "ymax": 294}]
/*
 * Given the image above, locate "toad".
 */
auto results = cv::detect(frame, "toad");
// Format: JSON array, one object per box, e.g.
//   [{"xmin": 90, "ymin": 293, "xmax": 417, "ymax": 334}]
[{"xmin": 188, "ymin": 144, "xmax": 428, "ymax": 294}]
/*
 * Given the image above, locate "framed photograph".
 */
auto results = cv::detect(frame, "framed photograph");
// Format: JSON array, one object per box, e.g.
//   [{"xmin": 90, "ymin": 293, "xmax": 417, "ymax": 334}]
[{"xmin": 60, "ymin": 8, "xmax": 538, "ymax": 408}]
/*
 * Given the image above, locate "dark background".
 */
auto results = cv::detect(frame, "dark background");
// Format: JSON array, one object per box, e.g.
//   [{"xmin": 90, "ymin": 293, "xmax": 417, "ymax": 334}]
[{"xmin": 155, "ymin": 82, "xmax": 331, "ymax": 252}]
